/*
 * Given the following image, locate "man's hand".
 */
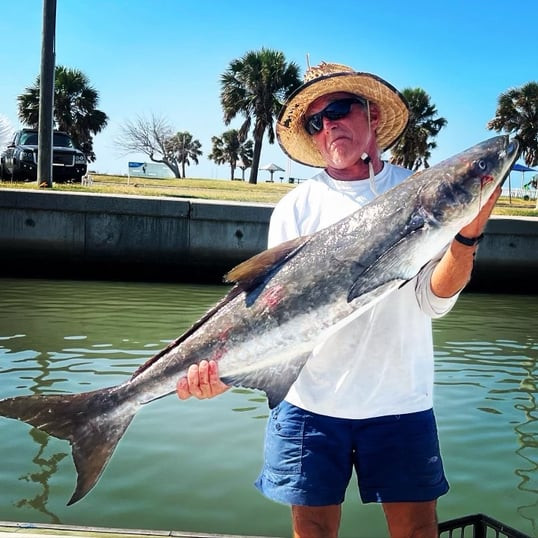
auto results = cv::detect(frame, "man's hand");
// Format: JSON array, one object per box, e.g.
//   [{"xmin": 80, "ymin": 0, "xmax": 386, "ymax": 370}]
[
  {"xmin": 176, "ymin": 360, "xmax": 230, "ymax": 400},
  {"xmin": 430, "ymin": 185, "xmax": 501, "ymax": 298},
  {"xmin": 458, "ymin": 185, "xmax": 501, "ymax": 239}
]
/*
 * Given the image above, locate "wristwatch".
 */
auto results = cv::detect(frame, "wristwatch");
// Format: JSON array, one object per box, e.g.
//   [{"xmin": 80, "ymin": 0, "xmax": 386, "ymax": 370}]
[{"xmin": 454, "ymin": 233, "xmax": 484, "ymax": 247}]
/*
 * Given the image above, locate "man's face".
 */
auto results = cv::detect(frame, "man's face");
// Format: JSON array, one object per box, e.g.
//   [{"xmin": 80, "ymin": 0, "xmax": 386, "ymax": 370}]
[{"xmin": 305, "ymin": 92, "xmax": 379, "ymax": 172}]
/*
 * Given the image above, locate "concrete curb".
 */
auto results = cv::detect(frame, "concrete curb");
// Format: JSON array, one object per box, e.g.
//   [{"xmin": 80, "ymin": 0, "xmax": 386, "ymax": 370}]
[{"xmin": 0, "ymin": 189, "xmax": 536, "ymax": 292}]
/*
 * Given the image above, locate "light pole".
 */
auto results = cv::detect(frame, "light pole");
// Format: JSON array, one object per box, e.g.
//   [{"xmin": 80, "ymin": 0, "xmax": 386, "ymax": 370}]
[{"xmin": 37, "ymin": 0, "xmax": 56, "ymax": 188}]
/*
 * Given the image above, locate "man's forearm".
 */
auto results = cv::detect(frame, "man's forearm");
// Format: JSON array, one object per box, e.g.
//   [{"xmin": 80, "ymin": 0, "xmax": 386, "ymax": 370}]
[{"xmin": 430, "ymin": 240, "xmax": 478, "ymax": 298}]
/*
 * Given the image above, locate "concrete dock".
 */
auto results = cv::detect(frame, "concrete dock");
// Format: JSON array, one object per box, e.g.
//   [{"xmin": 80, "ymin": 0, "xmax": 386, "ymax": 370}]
[
  {"xmin": 0, "ymin": 189, "xmax": 536, "ymax": 292},
  {"xmin": 0, "ymin": 521, "xmax": 278, "ymax": 538}
]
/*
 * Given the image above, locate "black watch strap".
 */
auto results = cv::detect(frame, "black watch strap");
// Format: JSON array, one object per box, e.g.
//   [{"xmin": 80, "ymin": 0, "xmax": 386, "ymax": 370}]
[{"xmin": 454, "ymin": 232, "xmax": 484, "ymax": 247}]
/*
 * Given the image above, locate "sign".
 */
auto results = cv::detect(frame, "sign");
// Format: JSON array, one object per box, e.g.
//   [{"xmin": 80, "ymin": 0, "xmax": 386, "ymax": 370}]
[{"xmin": 127, "ymin": 161, "xmax": 175, "ymax": 180}]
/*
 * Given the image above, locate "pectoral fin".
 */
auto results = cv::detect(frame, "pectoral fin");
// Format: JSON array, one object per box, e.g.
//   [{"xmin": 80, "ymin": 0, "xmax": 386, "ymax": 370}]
[
  {"xmin": 221, "ymin": 351, "xmax": 310, "ymax": 409},
  {"xmin": 348, "ymin": 227, "xmax": 425, "ymax": 302}
]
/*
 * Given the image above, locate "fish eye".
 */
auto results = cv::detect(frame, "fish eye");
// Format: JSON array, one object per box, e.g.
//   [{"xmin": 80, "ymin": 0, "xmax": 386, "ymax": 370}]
[{"xmin": 476, "ymin": 159, "xmax": 488, "ymax": 171}]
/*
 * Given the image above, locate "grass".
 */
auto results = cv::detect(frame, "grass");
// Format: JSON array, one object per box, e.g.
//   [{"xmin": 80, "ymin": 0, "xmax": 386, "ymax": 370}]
[
  {"xmin": 1, "ymin": 174, "xmax": 537, "ymax": 216},
  {"xmin": 493, "ymin": 195, "xmax": 538, "ymax": 216},
  {"xmin": 0, "ymin": 174, "xmax": 295, "ymax": 204}
]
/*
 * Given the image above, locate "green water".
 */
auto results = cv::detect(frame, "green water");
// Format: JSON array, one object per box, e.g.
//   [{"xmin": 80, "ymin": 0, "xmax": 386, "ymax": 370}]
[{"xmin": 0, "ymin": 278, "xmax": 536, "ymax": 537}]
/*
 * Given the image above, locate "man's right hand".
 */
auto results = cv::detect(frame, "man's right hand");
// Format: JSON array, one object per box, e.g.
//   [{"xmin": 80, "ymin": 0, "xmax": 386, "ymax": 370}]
[{"xmin": 176, "ymin": 359, "xmax": 230, "ymax": 400}]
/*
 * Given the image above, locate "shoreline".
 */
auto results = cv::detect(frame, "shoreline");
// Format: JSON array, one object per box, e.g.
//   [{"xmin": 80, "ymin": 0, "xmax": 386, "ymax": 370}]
[{"xmin": 0, "ymin": 189, "xmax": 537, "ymax": 293}]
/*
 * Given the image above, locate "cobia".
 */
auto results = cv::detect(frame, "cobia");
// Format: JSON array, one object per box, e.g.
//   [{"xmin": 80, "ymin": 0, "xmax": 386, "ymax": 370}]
[{"xmin": 0, "ymin": 135, "xmax": 519, "ymax": 504}]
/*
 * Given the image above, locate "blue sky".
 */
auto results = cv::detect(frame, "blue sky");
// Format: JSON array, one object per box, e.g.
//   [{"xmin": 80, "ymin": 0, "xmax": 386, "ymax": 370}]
[{"xmin": 1, "ymin": 0, "xmax": 536, "ymax": 181}]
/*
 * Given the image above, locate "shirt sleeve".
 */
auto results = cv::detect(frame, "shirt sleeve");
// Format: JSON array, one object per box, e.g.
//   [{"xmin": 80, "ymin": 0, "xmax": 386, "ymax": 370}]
[{"xmin": 414, "ymin": 248, "xmax": 460, "ymax": 318}]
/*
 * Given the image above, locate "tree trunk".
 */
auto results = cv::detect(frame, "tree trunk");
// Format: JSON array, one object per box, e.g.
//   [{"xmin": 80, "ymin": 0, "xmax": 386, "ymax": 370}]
[
  {"xmin": 153, "ymin": 158, "xmax": 180, "ymax": 178},
  {"xmin": 168, "ymin": 162, "xmax": 181, "ymax": 178},
  {"xmin": 249, "ymin": 135, "xmax": 263, "ymax": 184}
]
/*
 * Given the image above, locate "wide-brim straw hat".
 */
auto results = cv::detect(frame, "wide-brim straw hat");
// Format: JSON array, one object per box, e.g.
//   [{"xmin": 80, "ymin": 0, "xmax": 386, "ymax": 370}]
[{"xmin": 276, "ymin": 62, "xmax": 409, "ymax": 168}]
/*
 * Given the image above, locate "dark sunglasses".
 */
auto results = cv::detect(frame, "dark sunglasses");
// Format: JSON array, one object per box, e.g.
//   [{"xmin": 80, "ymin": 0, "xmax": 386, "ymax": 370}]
[{"xmin": 304, "ymin": 97, "xmax": 367, "ymax": 135}]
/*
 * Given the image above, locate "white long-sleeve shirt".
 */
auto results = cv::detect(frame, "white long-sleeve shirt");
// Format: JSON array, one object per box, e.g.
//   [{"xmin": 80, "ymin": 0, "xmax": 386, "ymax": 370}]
[{"xmin": 268, "ymin": 164, "xmax": 458, "ymax": 419}]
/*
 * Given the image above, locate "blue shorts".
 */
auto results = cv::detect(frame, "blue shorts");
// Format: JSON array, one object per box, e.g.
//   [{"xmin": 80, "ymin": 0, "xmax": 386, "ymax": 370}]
[{"xmin": 255, "ymin": 402, "xmax": 449, "ymax": 506}]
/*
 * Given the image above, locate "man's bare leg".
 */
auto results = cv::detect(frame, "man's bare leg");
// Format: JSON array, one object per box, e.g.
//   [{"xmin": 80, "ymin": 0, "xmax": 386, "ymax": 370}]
[
  {"xmin": 383, "ymin": 501, "xmax": 438, "ymax": 538},
  {"xmin": 291, "ymin": 504, "xmax": 341, "ymax": 538}
]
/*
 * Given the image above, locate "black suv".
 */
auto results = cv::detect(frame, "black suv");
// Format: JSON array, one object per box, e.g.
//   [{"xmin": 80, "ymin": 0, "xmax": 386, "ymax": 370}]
[{"xmin": 0, "ymin": 129, "xmax": 87, "ymax": 183}]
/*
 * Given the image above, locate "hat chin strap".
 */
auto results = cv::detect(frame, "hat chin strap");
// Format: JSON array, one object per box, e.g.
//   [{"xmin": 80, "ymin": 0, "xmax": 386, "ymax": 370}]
[
  {"xmin": 361, "ymin": 154, "xmax": 377, "ymax": 196},
  {"xmin": 360, "ymin": 101, "xmax": 378, "ymax": 196}
]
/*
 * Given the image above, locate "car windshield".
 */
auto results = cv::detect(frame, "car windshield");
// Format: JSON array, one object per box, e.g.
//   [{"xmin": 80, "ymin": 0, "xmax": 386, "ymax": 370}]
[
  {"xmin": 18, "ymin": 132, "xmax": 75, "ymax": 148},
  {"xmin": 53, "ymin": 133, "xmax": 75, "ymax": 148},
  {"xmin": 20, "ymin": 133, "xmax": 38, "ymax": 145}
]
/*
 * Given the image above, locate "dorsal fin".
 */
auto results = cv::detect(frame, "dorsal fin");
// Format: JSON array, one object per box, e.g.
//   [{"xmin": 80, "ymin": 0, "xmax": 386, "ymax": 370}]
[{"xmin": 225, "ymin": 235, "xmax": 310, "ymax": 289}]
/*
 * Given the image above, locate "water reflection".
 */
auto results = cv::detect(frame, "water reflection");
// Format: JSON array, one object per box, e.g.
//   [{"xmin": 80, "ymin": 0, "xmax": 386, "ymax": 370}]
[
  {"xmin": 15, "ymin": 428, "xmax": 67, "ymax": 524},
  {"xmin": 9, "ymin": 348, "xmax": 70, "ymax": 521},
  {"xmin": 433, "ymin": 294, "xmax": 537, "ymax": 536},
  {"xmin": 1, "ymin": 279, "xmax": 230, "ymax": 527},
  {"xmin": 514, "ymin": 353, "xmax": 537, "ymax": 533},
  {"xmin": 0, "ymin": 280, "xmax": 536, "ymax": 537}
]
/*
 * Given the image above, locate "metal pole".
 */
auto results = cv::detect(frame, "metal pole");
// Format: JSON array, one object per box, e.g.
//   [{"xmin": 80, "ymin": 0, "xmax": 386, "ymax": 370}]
[{"xmin": 37, "ymin": 0, "xmax": 57, "ymax": 188}]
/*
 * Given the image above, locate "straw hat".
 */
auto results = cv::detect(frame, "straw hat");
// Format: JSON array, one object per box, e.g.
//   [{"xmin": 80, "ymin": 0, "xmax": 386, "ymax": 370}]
[{"xmin": 276, "ymin": 62, "xmax": 409, "ymax": 168}]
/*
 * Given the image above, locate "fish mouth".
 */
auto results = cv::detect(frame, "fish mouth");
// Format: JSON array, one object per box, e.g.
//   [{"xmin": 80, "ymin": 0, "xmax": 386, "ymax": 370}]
[
  {"xmin": 478, "ymin": 136, "xmax": 519, "ymax": 190},
  {"xmin": 496, "ymin": 137, "xmax": 520, "ymax": 187},
  {"xmin": 504, "ymin": 138, "xmax": 520, "ymax": 160}
]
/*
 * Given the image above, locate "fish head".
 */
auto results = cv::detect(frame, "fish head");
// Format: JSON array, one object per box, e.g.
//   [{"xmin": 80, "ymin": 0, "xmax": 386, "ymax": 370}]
[{"xmin": 418, "ymin": 135, "xmax": 519, "ymax": 227}]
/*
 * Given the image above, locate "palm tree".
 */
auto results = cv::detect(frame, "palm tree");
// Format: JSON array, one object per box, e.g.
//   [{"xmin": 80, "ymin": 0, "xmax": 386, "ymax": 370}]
[
  {"xmin": 487, "ymin": 82, "xmax": 538, "ymax": 166},
  {"xmin": 390, "ymin": 87, "xmax": 447, "ymax": 170},
  {"xmin": 165, "ymin": 131, "xmax": 203, "ymax": 178},
  {"xmin": 17, "ymin": 66, "xmax": 108, "ymax": 162},
  {"xmin": 209, "ymin": 129, "xmax": 253, "ymax": 180},
  {"xmin": 220, "ymin": 48, "xmax": 301, "ymax": 184}
]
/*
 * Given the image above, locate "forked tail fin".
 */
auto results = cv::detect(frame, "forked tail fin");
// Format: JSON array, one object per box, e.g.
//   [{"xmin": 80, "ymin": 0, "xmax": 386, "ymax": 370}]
[{"xmin": 0, "ymin": 386, "xmax": 137, "ymax": 505}]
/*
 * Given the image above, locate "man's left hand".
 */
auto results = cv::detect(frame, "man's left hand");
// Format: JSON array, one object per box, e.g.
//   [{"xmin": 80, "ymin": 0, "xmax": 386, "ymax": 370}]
[{"xmin": 458, "ymin": 185, "xmax": 501, "ymax": 238}]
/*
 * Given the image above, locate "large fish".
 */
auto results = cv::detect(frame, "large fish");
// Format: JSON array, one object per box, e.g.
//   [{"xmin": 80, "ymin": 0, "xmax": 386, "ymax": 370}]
[{"xmin": 0, "ymin": 135, "xmax": 519, "ymax": 505}]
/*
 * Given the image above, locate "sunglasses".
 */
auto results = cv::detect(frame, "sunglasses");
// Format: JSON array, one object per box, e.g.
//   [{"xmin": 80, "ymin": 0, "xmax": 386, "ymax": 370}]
[{"xmin": 304, "ymin": 97, "xmax": 367, "ymax": 135}]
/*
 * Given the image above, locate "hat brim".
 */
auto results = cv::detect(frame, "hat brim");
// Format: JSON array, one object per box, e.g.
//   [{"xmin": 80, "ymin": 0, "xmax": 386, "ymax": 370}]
[{"xmin": 276, "ymin": 71, "xmax": 409, "ymax": 168}]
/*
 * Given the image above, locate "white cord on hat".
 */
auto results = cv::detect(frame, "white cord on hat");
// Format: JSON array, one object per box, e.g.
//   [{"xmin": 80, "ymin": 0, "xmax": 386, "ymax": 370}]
[
  {"xmin": 360, "ymin": 152, "xmax": 378, "ymax": 196},
  {"xmin": 361, "ymin": 101, "xmax": 378, "ymax": 196}
]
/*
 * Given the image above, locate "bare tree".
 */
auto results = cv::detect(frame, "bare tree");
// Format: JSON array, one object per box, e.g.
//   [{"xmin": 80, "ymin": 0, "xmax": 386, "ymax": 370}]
[{"xmin": 115, "ymin": 114, "xmax": 181, "ymax": 177}]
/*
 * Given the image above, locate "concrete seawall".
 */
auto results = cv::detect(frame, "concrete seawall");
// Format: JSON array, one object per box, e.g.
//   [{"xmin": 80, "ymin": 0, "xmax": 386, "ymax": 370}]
[{"xmin": 0, "ymin": 189, "xmax": 537, "ymax": 292}]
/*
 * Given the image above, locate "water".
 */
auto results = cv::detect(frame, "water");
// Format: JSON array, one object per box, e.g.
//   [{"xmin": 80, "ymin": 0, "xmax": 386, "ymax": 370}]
[{"xmin": 0, "ymin": 278, "xmax": 536, "ymax": 537}]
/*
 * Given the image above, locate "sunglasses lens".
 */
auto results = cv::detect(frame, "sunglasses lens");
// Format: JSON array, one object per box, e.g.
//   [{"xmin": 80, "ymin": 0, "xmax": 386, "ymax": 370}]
[
  {"xmin": 305, "ymin": 114, "xmax": 323, "ymax": 135},
  {"xmin": 304, "ymin": 98, "xmax": 365, "ymax": 135},
  {"xmin": 324, "ymin": 100, "xmax": 352, "ymax": 120}
]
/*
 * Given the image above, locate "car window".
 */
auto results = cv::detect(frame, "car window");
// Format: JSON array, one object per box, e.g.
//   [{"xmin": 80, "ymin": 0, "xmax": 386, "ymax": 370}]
[
  {"xmin": 21, "ymin": 133, "xmax": 38, "ymax": 145},
  {"xmin": 53, "ymin": 133, "xmax": 74, "ymax": 148}
]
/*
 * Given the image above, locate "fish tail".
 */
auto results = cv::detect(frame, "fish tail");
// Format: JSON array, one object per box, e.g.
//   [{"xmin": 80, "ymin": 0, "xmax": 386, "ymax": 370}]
[{"xmin": 0, "ymin": 386, "xmax": 137, "ymax": 505}]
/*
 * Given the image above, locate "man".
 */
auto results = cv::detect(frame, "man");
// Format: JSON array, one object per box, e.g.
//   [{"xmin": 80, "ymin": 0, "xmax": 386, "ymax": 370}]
[{"xmin": 177, "ymin": 62, "xmax": 500, "ymax": 538}]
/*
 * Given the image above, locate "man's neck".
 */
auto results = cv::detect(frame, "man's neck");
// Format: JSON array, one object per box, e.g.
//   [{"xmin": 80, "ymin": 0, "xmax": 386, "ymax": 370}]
[{"xmin": 326, "ymin": 155, "xmax": 384, "ymax": 181}]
